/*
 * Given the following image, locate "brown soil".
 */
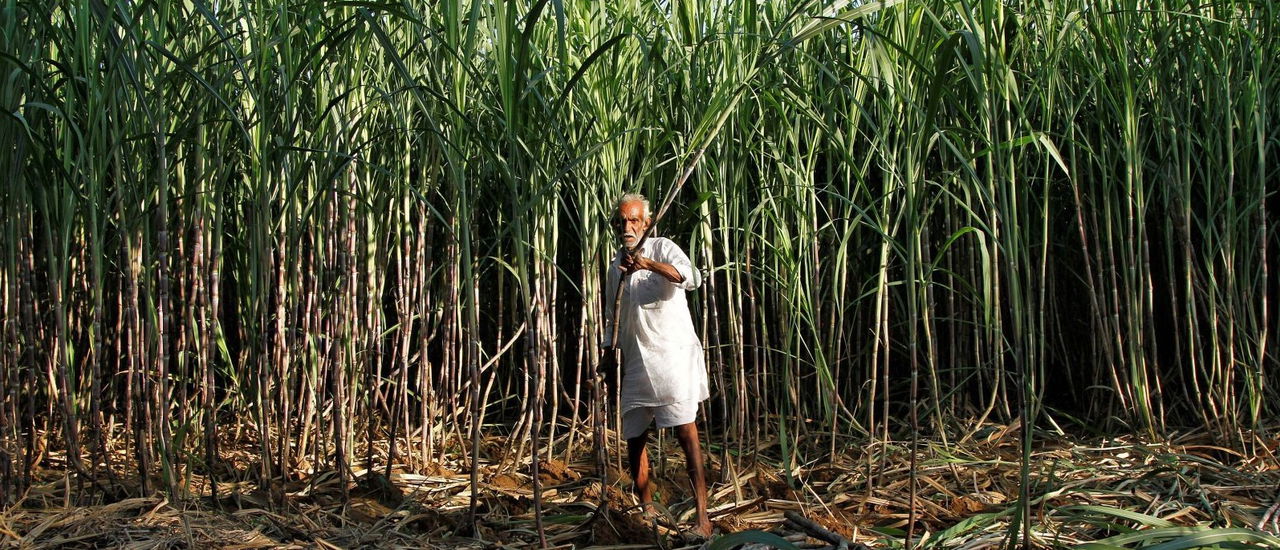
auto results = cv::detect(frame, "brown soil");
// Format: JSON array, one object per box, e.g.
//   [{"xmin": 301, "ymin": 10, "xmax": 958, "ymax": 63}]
[
  {"xmin": 592, "ymin": 507, "xmax": 660, "ymax": 545},
  {"xmin": 749, "ymin": 465, "xmax": 799, "ymax": 500},
  {"xmin": 424, "ymin": 461, "xmax": 457, "ymax": 477},
  {"xmin": 811, "ymin": 508, "xmax": 858, "ymax": 540},
  {"xmin": 490, "ymin": 473, "xmax": 523, "ymax": 489},
  {"xmin": 536, "ymin": 459, "xmax": 580, "ymax": 485}
]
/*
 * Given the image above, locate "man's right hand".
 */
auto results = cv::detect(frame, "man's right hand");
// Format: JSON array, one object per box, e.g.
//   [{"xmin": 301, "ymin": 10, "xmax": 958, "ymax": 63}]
[
  {"xmin": 600, "ymin": 349, "xmax": 624, "ymax": 393},
  {"xmin": 598, "ymin": 348, "xmax": 618, "ymax": 374}
]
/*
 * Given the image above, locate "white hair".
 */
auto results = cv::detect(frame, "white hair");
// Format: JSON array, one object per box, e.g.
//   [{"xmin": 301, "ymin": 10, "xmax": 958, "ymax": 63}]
[{"xmin": 618, "ymin": 193, "xmax": 651, "ymax": 218}]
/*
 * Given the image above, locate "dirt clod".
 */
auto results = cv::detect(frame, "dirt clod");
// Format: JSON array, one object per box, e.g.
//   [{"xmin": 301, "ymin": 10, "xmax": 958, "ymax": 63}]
[
  {"xmin": 537, "ymin": 459, "xmax": 580, "ymax": 485},
  {"xmin": 490, "ymin": 473, "xmax": 523, "ymax": 489}
]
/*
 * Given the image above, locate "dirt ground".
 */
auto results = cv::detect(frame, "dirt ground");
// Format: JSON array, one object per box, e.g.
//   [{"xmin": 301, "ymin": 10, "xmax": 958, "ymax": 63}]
[{"xmin": 3, "ymin": 424, "xmax": 1279, "ymax": 549}]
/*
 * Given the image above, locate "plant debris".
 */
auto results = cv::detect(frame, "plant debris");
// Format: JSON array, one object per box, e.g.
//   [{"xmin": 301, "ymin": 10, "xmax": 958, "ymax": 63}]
[{"xmin": 4, "ymin": 424, "xmax": 1278, "ymax": 549}]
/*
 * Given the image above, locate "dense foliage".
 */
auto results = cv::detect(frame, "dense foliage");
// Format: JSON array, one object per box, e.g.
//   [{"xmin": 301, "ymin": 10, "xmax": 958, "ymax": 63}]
[{"xmin": 1, "ymin": 0, "xmax": 1275, "ymax": 516}]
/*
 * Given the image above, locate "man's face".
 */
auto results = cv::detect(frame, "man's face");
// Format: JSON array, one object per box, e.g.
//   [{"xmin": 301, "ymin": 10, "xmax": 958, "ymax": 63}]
[{"xmin": 612, "ymin": 201, "xmax": 650, "ymax": 250}]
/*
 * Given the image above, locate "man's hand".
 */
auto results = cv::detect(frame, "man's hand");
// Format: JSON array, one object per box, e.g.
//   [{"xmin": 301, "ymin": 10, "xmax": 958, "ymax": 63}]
[
  {"xmin": 598, "ymin": 348, "xmax": 618, "ymax": 373},
  {"xmin": 598, "ymin": 348, "xmax": 621, "ymax": 390},
  {"xmin": 619, "ymin": 251, "xmax": 684, "ymax": 283},
  {"xmin": 618, "ymin": 252, "xmax": 650, "ymax": 274}
]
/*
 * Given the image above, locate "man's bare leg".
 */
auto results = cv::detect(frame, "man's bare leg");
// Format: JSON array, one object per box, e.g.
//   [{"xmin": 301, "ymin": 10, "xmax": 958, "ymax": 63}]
[
  {"xmin": 626, "ymin": 433, "xmax": 656, "ymax": 516},
  {"xmin": 673, "ymin": 422, "xmax": 713, "ymax": 537}
]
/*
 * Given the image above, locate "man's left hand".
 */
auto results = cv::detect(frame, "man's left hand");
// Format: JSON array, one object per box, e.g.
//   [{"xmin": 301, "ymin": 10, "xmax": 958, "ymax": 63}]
[
  {"xmin": 619, "ymin": 252, "xmax": 650, "ymax": 274},
  {"xmin": 620, "ymin": 251, "xmax": 685, "ymax": 283}
]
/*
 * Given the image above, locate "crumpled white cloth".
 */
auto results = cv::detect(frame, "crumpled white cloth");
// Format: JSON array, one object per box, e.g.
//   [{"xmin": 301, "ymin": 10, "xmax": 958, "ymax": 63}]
[{"xmin": 602, "ymin": 237, "xmax": 709, "ymax": 415}]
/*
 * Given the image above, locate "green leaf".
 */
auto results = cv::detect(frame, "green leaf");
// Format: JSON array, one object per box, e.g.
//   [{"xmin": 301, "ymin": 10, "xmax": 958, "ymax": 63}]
[
  {"xmin": 708, "ymin": 530, "xmax": 802, "ymax": 550},
  {"xmin": 1036, "ymin": 133, "xmax": 1070, "ymax": 177},
  {"xmin": 1145, "ymin": 528, "xmax": 1280, "ymax": 550},
  {"xmin": 1060, "ymin": 505, "xmax": 1176, "ymax": 528},
  {"xmin": 1094, "ymin": 526, "xmax": 1208, "ymax": 546},
  {"xmin": 788, "ymin": 0, "xmax": 907, "ymax": 46},
  {"xmin": 924, "ymin": 506, "xmax": 1015, "ymax": 548}
]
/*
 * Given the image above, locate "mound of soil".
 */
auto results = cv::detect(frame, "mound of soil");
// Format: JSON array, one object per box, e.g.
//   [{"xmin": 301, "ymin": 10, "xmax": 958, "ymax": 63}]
[{"xmin": 537, "ymin": 459, "xmax": 580, "ymax": 485}]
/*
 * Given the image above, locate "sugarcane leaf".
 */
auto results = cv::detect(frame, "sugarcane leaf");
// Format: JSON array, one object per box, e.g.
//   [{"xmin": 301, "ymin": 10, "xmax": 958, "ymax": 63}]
[
  {"xmin": 1061, "ymin": 505, "xmax": 1176, "ymax": 528},
  {"xmin": 1145, "ymin": 528, "xmax": 1280, "ymax": 550},
  {"xmin": 708, "ymin": 530, "xmax": 802, "ymax": 550}
]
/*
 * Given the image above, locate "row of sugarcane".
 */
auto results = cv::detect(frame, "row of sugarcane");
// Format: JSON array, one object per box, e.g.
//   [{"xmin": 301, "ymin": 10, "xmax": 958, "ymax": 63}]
[{"xmin": 1, "ymin": 0, "xmax": 1276, "ymax": 542}]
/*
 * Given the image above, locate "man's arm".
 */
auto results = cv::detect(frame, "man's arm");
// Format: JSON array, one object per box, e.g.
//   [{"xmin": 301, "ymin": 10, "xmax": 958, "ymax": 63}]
[{"xmin": 620, "ymin": 253, "xmax": 684, "ymax": 283}]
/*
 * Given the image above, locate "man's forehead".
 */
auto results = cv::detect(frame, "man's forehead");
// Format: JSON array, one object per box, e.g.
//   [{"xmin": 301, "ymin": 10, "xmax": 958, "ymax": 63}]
[{"xmin": 616, "ymin": 201, "xmax": 647, "ymax": 217}]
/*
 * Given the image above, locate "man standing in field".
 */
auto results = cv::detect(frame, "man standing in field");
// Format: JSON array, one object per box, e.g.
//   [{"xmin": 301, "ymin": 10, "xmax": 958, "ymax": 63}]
[{"xmin": 601, "ymin": 193, "xmax": 713, "ymax": 538}]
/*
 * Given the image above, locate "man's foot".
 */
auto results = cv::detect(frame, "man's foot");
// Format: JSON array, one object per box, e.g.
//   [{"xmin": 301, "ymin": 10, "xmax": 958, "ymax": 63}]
[
  {"xmin": 691, "ymin": 518, "xmax": 714, "ymax": 539},
  {"xmin": 678, "ymin": 520, "xmax": 716, "ymax": 545},
  {"xmin": 638, "ymin": 501, "xmax": 661, "ymax": 521}
]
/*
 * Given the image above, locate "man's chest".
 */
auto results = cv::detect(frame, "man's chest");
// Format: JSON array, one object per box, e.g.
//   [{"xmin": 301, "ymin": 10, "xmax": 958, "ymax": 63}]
[{"xmin": 624, "ymin": 269, "xmax": 671, "ymax": 309}]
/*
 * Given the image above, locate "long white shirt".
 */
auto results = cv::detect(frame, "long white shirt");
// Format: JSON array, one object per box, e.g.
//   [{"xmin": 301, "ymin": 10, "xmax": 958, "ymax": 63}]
[{"xmin": 602, "ymin": 237, "xmax": 710, "ymax": 415}]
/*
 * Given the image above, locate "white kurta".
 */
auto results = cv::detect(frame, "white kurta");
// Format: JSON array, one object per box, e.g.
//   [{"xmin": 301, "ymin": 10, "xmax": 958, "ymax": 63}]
[{"xmin": 602, "ymin": 237, "xmax": 710, "ymax": 416}]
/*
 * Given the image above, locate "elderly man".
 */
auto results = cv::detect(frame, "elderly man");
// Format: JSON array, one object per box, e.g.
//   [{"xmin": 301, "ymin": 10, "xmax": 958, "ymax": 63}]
[{"xmin": 601, "ymin": 193, "xmax": 713, "ymax": 538}]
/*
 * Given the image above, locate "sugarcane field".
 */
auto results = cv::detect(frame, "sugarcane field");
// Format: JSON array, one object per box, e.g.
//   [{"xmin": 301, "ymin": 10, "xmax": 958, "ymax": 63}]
[{"xmin": 2, "ymin": 0, "xmax": 1278, "ymax": 548}]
